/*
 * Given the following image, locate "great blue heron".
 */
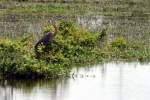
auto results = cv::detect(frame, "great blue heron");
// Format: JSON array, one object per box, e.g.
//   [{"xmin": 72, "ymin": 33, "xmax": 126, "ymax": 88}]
[{"xmin": 34, "ymin": 20, "xmax": 58, "ymax": 59}]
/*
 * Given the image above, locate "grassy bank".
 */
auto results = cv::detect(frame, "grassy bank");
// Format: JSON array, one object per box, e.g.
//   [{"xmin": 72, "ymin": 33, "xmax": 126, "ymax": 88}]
[{"xmin": 0, "ymin": 20, "xmax": 150, "ymax": 79}]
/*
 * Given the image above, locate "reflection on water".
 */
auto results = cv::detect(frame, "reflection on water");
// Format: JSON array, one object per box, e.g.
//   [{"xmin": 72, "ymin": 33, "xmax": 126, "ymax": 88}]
[{"xmin": 1, "ymin": 62, "xmax": 150, "ymax": 100}]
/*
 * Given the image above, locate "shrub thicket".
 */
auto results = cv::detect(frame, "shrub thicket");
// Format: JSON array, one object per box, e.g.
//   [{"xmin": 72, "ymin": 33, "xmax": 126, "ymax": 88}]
[{"xmin": 0, "ymin": 20, "xmax": 102, "ymax": 79}]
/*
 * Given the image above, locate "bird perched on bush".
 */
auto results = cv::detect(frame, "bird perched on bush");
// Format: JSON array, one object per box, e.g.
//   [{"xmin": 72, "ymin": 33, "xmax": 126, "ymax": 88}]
[{"xmin": 35, "ymin": 20, "xmax": 58, "ymax": 59}]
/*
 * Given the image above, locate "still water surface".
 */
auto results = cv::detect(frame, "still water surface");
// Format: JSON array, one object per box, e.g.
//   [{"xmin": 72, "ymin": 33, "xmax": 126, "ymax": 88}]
[{"xmin": 1, "ymin": 62, "xmax": 150, "ymax": 100}]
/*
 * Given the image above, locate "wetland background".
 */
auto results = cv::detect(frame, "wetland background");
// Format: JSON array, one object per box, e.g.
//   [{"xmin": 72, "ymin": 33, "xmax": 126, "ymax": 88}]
[{"xmin": 0, "ymin": 0, "xmax": 150, "ymax": 40}]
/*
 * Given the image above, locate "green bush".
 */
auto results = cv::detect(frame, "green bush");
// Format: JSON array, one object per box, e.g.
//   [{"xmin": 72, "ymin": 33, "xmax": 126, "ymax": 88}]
[
  {"xmin": 0, "ymin": 21, "xmax": 102, "ymax": 79},
  {"xmin": 40, "ymin": 20, "xmax": 100, "ymax": 64},
  {"xmin": 111, "ymin": 37, "xmax": 127, "ymax": 49},
  {"xmin": 0, "ymin": 37, "xmax": 69, "ymax": 79},
  {"xmin": 43, "ymin": 24, "xmax": 55, "ymax": 33}
]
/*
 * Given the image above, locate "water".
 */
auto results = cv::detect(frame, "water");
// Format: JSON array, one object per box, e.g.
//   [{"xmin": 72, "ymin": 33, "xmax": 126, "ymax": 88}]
[{"xmin": 1, "ymin": 62, "xmax": 150, "ymax": 100}]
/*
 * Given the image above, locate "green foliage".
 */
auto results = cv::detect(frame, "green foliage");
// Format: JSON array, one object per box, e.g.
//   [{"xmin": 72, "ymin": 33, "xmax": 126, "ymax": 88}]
[
  {"xmin": 0, "ymin": 21, "xmax": 101, "ymax": 79},
  {"xmin": 98, "ymin": 29, "xmax": 108, "ymax": 40},
  {"xmin": 59, "ymin": 20, "xmax": 77, "ymax": 36},
  {"xmin": 126, "ymin": 40, "xmax": 147, "ymax": 50},
  {"xmin": 38, "ymin": 20, "xmax": 100, "ymax": 65},
  {"xmin": 37, "ymin": 43, "xmax": 46, "ymax": 53},
  {"xmin": 0, "ymin": 38, "xmax": 68, "ymax": 79},
  {"xmin": 111, "ymin": 37, "xmax": 127, "ymax": 49},
  {"xmin": 43, "ymin": 24, "xmax": 55, "ymax": 33}
]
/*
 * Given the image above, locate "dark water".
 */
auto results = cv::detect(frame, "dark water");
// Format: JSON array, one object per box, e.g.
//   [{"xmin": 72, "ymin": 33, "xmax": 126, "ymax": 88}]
[{"xmin": 1, "ymin": 62, "xmax": 150, "ymax": 100}]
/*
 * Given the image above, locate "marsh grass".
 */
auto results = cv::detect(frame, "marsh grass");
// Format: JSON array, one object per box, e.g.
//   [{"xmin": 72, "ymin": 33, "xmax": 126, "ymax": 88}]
[
  {"xmin": 0, "ymin": 0, "xmax": 149, "ymax": 39},
  {"xmin": 1, "ymin": 0, "xmax": 150, "ymax": 17}
]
